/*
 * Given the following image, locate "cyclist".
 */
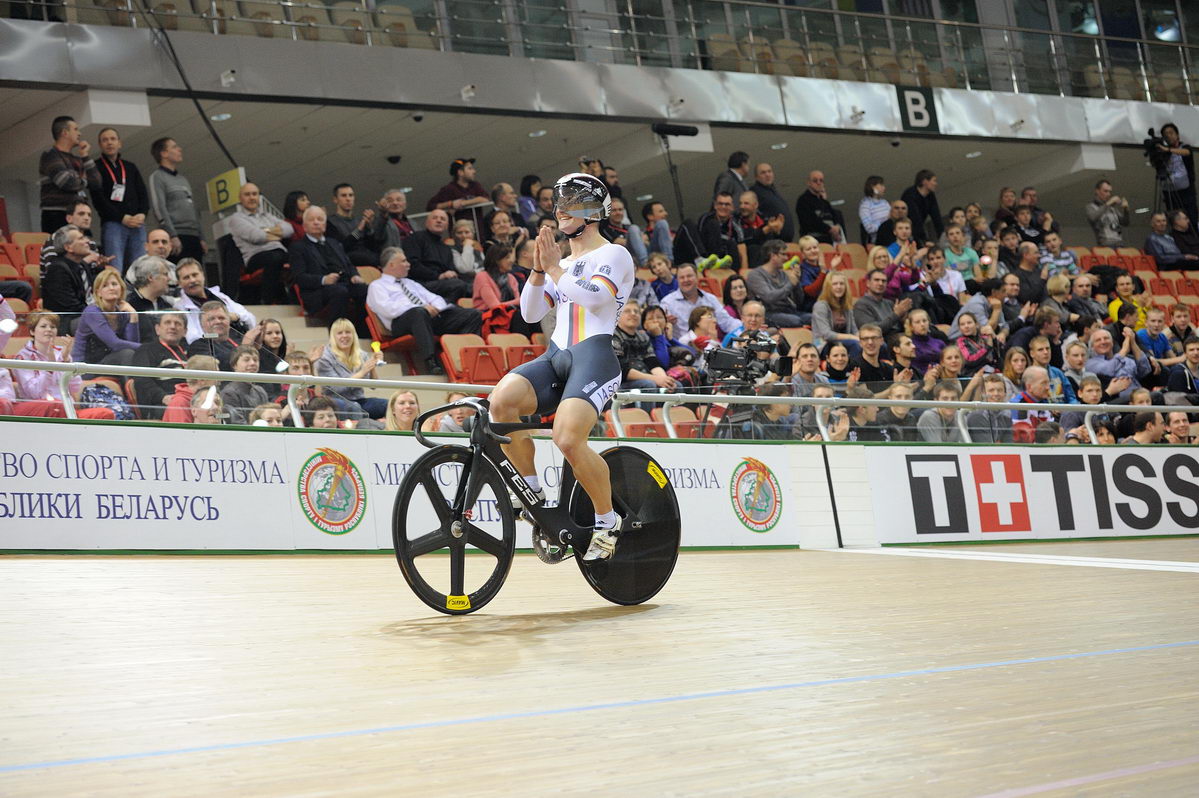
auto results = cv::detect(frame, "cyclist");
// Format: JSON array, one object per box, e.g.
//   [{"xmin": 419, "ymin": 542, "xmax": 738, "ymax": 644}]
[{"xmin": 489, "ymin": 173, "xmax": 634, "ymax": 560}]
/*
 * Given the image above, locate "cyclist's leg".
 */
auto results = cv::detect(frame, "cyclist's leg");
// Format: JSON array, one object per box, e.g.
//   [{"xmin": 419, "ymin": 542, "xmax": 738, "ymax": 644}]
[
  {"xmin": 489, "ymin": 372, "xmax": 540, "ymax": 479},
  {"xmin": 553, "ymin": 398, "xmax": 612, "ymax": 515}
]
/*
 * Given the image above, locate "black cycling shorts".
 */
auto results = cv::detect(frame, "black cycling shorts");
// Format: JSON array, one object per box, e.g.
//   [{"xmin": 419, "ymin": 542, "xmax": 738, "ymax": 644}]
[{"xmin": 510, "ymin": 334, "xmax": 621, "ymax": 416}]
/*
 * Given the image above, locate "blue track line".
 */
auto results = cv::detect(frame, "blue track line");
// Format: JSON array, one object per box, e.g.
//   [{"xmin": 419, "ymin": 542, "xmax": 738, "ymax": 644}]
[{"xmin": 2, "ymin": 639, "xmax": 1196, "ymax": 774}]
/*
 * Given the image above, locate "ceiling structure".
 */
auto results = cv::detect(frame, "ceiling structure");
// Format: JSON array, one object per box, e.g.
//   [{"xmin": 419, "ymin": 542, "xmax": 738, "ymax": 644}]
[{"xmin": 0, "ymin": 85, "xmax": 1157, "ymax": 241}]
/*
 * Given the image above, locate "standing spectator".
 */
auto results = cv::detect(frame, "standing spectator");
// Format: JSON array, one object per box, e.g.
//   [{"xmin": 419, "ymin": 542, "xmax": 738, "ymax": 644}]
[
  {"xmin": 1144, "ymin": 211, "xmax": 1199, "ymax": 270},
  {"xmin": 125, "ymin": 255, "xmax": 175, "ymax": 343},
  {"xmin": 794, "ymin": 170, "xmax": 844, "ymax": 244},
  {"xmin": 175, "ymin": 258, "xmax": 256, "ymax": 344},
  {"xmin": 639, "ymin": 201, "xmax": 675, "ymax": 262},
  {"xmin": 91, "ymin": 127, "xmax": 148, "ymax": 271},
  {"xmin": 130, "ymin": 310, "xmax": 189, "ymax": 419},
  {"xmin": 367, "ymin": 188, "xmax": 415, "ymax": 253},
  {"xmin": 811, "ymin": 272, "xmax": 859, "ymax": 353},
  {"xmin": 326, "ymin": 183, "xmax": 377, "ymax": 266},
  {"xmin": 41, "ymin": 225, "xmax": 95, "ymax": 331},
  {"xmin": 713, "ymin": 151, "xmax": 751, "ymax": 202},
  {"xmin": 602, "ymin": 165, "xmax": 624, "ymax": 202},
  {"xmin": 966, "ymin": 374, "xmax": 1014, "ymax": 443},
  {"xmin": 873, "ymin": 200, "xmax": 908, "ymax": 248},
  {"xmin": 858, "ymin": 175, "xmax": 890, "ymax": 245},
  {"xmin": 316, "ymin": 318, "xmax": 388, "ymax": 419},
  {"xmin": 426, "ymin": 158, "xmax": 490, "ymax": 223},
  {"xmin": 917, "ymin": 380, "xmax": 964, "ymax": 442},
  {"xmin": 750, "ymin": 162, "xmax": 795, "ymax": 243},
  {"xmin": 228, "ymin": 182, "xmax": 293, "ymax": 303},
  {"xmin": 660, "ymin": 262, "xmax": 739, "ymax": 339},
  {"xmin": 736, "ymin": 190, "xmax": 784, "ymax": 266},
  {"xmin": 473, "ymin": 243, "xmax": 532, "ymax": 337},
  {"xmin": 219, "ymin": 345, "xmax": 271, "ymax": 425},
  {"xmin": 148, "ymin": 137, "xmax": 205, "ymax": 262},
  {"xmin": 73, "ymin": 268, "xmax": 140, "ymax": 367},
  {"xmin": 402, "ymin": 209, "xmax": 471, "ymax": 302},
  {"xmin": 281, "ymin": 191, "xmax": 311, "ymax": 241},
  {"xmin": 12, "ymin": 310, "xmax": 116, "ymax": 421},
  {"xmin": 39, "ymin": 115, "xmax": 100, "ymax": 234},
  {"xmin": 366, "ymin": 247, "xmax": 483, "ymax": 375},
  {"xmin": 900, "ymin": 169, "xmax": 943, "ymax": 243},
  {"xmin": 853, "ymin": 266, "xmax": 912, "ymax": 337},
  {"xmin": 288, "ymin": 206, "xmax": 368, "ymax": 333},
  {"xmin": 745, "ymin": 240, "xmax": 804, "ymax": 327},
  {"xmin": 1158, "ymin": 123, "xmax": 1198, "ymax": 225},
  {"xmin": 1086, "ymin": 179, "xmax": 1130, "ymax": 246},
  {"xmin": 697, "ymin": 193, "xmax": 747, "ymax": 270}
]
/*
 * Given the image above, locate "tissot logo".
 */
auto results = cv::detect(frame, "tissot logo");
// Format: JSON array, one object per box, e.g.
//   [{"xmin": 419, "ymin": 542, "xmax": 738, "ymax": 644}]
[{"xmin": 906, "ymin": 455, "xmax": 968, "ymax": 534}]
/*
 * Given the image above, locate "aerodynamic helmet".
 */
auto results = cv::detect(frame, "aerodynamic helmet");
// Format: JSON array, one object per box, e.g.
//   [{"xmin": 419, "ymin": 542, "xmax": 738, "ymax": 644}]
[{"xmin": 552, "ymin": 172, "xmax": 611, "ymax": 225}]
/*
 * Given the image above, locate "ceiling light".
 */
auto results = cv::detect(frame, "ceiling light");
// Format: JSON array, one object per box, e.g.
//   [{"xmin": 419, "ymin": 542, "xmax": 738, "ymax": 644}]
[
  {"xmin": 209, "ymin": 112, "xmax": 232, "ymax": 122},
  {"xmin": 400, "ymin": 186, "xmax": 413, "ymax": 193},
  {"xmin": 965, "ymin": 151, "xmax": 982, "ymax": 159},
  {"xmin": 635, "ymin": 194, "xmax": 653, "ymax": 202},
  {"xmin": 1135, "ymin": 207, "xmax": 1150, "ymax": 214},
  {"xmin": 770, "ymin": 142, "xmax": 788, "ymax": 150},
  {"xmin": 830, "ymin": 199, "xmax": 845, "ymax": 207},
  {"xmin": 528, "ymin": 129, "xmax": 547, "ymax": 138}
]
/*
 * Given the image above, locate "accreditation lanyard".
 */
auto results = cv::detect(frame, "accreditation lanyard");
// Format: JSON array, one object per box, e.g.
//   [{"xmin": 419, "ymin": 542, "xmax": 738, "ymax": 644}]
[{"xmin": 101, "ymin": 156, "xmax": 127, "ymax": 202}]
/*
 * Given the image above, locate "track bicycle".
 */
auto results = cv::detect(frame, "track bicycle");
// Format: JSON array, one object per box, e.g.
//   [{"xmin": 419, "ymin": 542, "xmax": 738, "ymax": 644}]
[{"xmin": 392, "ymin": 397, "xmax": 681, "ymax": 615}]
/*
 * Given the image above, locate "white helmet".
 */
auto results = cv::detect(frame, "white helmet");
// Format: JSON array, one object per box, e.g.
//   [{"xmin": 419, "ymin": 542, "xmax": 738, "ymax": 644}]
[{"xmin": 552, "ymin": 172, "xmax": 611, "ymax": 226}]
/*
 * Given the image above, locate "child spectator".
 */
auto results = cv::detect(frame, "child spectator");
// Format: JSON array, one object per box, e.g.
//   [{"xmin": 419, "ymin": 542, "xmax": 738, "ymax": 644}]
[
  {"xmin": 647, "ymin": 252, "xmax": 677, "ymax": 300},
  {"xmin": 249, "ymin": 403, "xmax": 284, "ymax": 427},
  {"xmin": 163, "ymin": 354, "xmax": 219, "ymax": 423},
  {"xmin": 219, "ymin": 344, "xmax": 270, "ymax": 425},
  {"xmin": 303, "ymin": 396, "xmax": 340, "ymax": 429}
]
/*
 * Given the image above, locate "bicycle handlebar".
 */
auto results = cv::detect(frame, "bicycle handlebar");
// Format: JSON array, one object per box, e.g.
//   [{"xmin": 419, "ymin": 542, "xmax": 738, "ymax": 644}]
[{"xmin": 412, "ymin": 397, "xmax": 512, "ymax": 449}]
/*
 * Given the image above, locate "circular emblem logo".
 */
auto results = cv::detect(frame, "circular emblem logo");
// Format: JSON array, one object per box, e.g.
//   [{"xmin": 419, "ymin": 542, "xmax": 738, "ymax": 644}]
[
  {"xmin": 729, "ymin": 457, "xmax": 782, "ymax": 533},
  {"xmin": 297, "ymin": 448, "xmax": 367, "ymax": 535}
]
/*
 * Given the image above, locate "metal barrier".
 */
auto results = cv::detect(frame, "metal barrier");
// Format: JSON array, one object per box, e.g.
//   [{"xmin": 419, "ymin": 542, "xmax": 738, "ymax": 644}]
[{"xmin": 4, "ymin": 357, "xmax": 1198, "ymax": 445}]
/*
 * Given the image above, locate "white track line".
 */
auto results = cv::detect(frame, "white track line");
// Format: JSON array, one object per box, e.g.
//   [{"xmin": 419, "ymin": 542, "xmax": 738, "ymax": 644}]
[{"xmin": 825, "ymin": 547, "xmax": 1199, "ymax": 573}]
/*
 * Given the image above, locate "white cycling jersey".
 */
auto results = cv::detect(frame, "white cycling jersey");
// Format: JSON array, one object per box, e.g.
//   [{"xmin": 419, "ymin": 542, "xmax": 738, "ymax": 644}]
[{"xmin": 519, "ymin": 242, "xmax": 634, "ymax": 348}]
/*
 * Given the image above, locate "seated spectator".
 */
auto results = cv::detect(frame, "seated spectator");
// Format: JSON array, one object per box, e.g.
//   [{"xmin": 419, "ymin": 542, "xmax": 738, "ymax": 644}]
[
  {"xmin": 740, "ymin": 383, "xmax": 798, "ymax": 441},
  {"xmin": 281, "ymin": 191, "xmax": 310, "ymax": 241},
  {"xmin": 1001, "ymin": 346, "xmax": 1030, "ymax": 399},
  {"xmin": 385, "ymin": 389, "xmax": 421, "ymax": 432},
  {"xmin": 189, "ymin": 389, "xmax": 224, "ymax": 425},
  {"xmin": 626, "ymin": 265, "xmax": 658, "ymax": 311},
  {"xmin": 737, "ymin": 190, "xmax": 784, "ymax": 265},
  {"xmin": 1145, "ymin": 211, "xmax": 1199, "ymax": 270},
  {"xmin": 854, "ymin": 323, "xmax": 901, "ymax": 392},
  {"xmin": 876, "ymin": 380, "xmax": 918, "ymax": 441},
  {"xmin": 256, "ymin": 318, "xmax": 289, "ymax": 383},
  {"xmin": 366, "ymin": 188, "xmax": 415, "ymax": 255},
  {"xmin": 125, "ymin": 255, "xmax": 175, "ymax": 343},
  {"xmin": 943, "ymin": 224, "xmax": 980, "ymax": 286},
  {"xmin": 315, "ymin": 318, "xmax": 387, "ymax": 418},
  {"xmin": 1115, "ymin": 388, "xmax": 1154, "ymax": 438},
  {"xmin": 603, "ymin": 198, "xmax": 647, "ymax": 266},
  {"xmin": 1062, "ymin": 340, "xmax": 1098, "ymax": 390},
  {"xmin": 186, "ymin": 300, "xmax": 262, "ymax": 370},
  {"xmin": 275, "ymin": 351, "xmax": 364, "ymax": 425},
  {"xmin": 660, "ymin": 262, "xmax": 739, "ymax": 340},
  {"xmin": 326, "ymin": 182, "xmax": 377, "ymax": 266},
  {"xmin": 437, "ymin": 391, "xmax": 475, "ymax": 433},
  {"xmin": 950, "ymin": 278, "xmax": 1005, "ymax": 340},
  {"xmin": 367, "ymin": 247, "xmax": 484, "ymax": 376},
  {"xmin": 219, "ymin": 344, "xmax": 270, "ymax": 425},
  {"xmin": 401, "ymin": 209, "xmax": 471, "ymax": 302},
  {"xmin": 794, "ymin": 235, "xmax": 834, "ymax": 315},
  {"xmin": 1122, "ymin": 411, "xmax": 1165, "ymax": 444},
  {"xmin": 491, "ymin": 182, "xmax": 533, "ymax": 233},
  {"xmin": 855, "ymin": 265, "xmax": 912, "ymax": 338},
  {"xmin": 1168, "ymin": 305, "xmax": 1196, "ymax": 356},
  {"xmin": 73, "ymin": 268, "xmax": 140, "ymax": 367},
  {"xmin": 10, "ymin": 310, "xmax": 115, "ymax": 420},
  {"xmin": 909, "ymin": 250, "xmax": 965, "ymax": 325},
  {"xmin": 228, "ymin": 182, "xmax": 293, "ymax": 303},
  {"xmin": 127, "ymin": 227, "xmax": 178, "ymax": 291},
  {"xmin": 473, "ymin": 243, "xmax": 533, "ymax": 337},
  {"xmin": 993, "ymin": 187, "xmax": 1018, "ymax": 235},
  {"xmin": 1027, "ymin": 335, "xmax": 1077, "ymax": 403},
  {"xmin": 918, "ymin": 344, "xmax": 983, "ymax": 401},
  {"xmin": 640, "ymin": 201, "xmax": 675, "ymax": 262},
  {"xmin": 888, "ymin": 332, "xmax": 917, "ymax": 375},
  {"xmin": 679, "ymin": 305, "xmax": 718, "ymax": 351},
  {"xmin": 818, "ymin": 341, "xmax": 854, "ymax": 386},
  {"xmin": 1107, "ymin": 272, "xmax": 1150, "ymax": 330},
  {"xmin": 1012, "ymin": 204, "xmax": 1047, "ymax": 247},
  {"xmin": 1105, "ymin": 301, "xmax": 1140, "ymax": 347},
  {"xmin": 1033, "ymin": 421, "xmax": 1065, "ymax": 443},
  {"xmin": 905, "ymin": 309, "xmax": 946, "ymax": 376},
  {"xmin": 647, "ymin": 252, "xmax": 678, "ymax": 301},
  {"xmin": 721, "ymin": 300, "xmax": 768, "ymax": 347},
  {"xmin": 482, "ymin": 209, "xmax": 529, "ymax": 254},
  {"xmin": 131, "ymin": 310, "xmax": 189, "ymax": 419},
  {"xmin": 997, "ymin": 227, "xmax": 1023, "ymax": 273},
  {"xmin": 249, "ymin": 403, "xmax": 284, "ymax": 427},
  {"xmin": 828, "ymin": 384, "xmax": 890, "ymax": 441},
  {"xmin": 642, "ymin": 305, "xmax": 690, "ymax": 372},
  {"xmin": 1164, "ymin": 410, "xmax": 1195, "ymax": 444},
  {"xmin": 858, "ymin": 175, "xmax": 890, "ymax": 246},
  {"xmin": 1011, "ymin": 241, "xmax": 1048, "ymax": 304},
  {"xmin": 1168, "ymin": 209, "xmax": 1199, "ymax": 257},
  {"xmin": 1166, "ymin": 335, "xmax": 1199, "ymax": 397},
  {"xmin": 518, "ymin": 175, "xmax": 541, "ymax": 222},
  {"xmin": 175, "ymin": 257, "xmax": 255, "ymax": 344},
  {"xmin": 873, "ymin": 199, "xmax": 908, "ymax": 248},
  {"xmin": 970, "ymin": 217, "xmax": 995, "ymax": 250},
  {"xmin": 953, "ymin": 311, "xmax": 998, "ymax": 377},
  {"xmin": 614, "ymin": 302, "xmax": 677, "ymax": 402},
  {"xmin": 1066, "ymin": 273, "xmax": 1107, "ymax": 321},
  {"xmin": 1137, "ymin": 307, "xmax": 1186, "ymax": 387},
  {"xmin": 966, "ymin": 374, "xmax": 1013, "ymax": 443},
  {"xmin": 792, "ymin": 383, "xmax": 834, "ymax": 440},
  {"xmin": 1038, "ymin": 231, "xmax": 1078, "ymax": 279},
  {"xmin": 426, "ymin": 158, "xmax": 489, "ymax": 221},
  {"xmin": 697, "ymin": 192, "xmax": 747, "ymax": 271},
  {"xmin": 790, "ymin": 342, "xmax": 830, "ymax": 397},
  {"xmin": 917, "ymin": 380, "xmax": 965, "ymax": 442},
  {"xmin": 811, "ymin": 272, "xmax": 859, "ymax": 354},
  {"xmin": 973, "ymin": 239, "xmax": 1003, "ymax": 283},
  {"xmin": 746, "ymin": 240, "xmax": 806, "ymax": 328},
  {"xmin": 450, "ymin": 219, "xmax": 484, "ymax": 279},
  {"xmin": 1087, "ymin": 327, "xmax": 1149, "ymax": 403},
  {"xmin": 303, "ymin": 396, "xmax": 340, "ymax": 429},
  {"xmin": 530, "ymin": 185, "xmax": 556, "ymax": 227},
  {"xmin": 39, "ymin": 202, "xmax": 103, "ymax": 279},
  {"xmin": 1060, "ymin": 375, "xmax": 1123, "ymax": 433},
  {"xmin": 937, "ymin": 207, "xmax": 968, "ymax": 249},
  {"xmin": 1008, "ymin": 307, "xmax": 1064, "ymax": 363},
  {"xmin": 163, "ymin": 354, "xmax": 220, "ymax": 423},
  {"xmin": 42, "ymin": 224, "xmax": 96, "ymax": 332},
  {"xmin": 288, "ymin": 205, "xmax": 369, "ymax": 333},
  {"xmin": 886, "ymin": 217, "xmax": 927, "ymax": 267},
  {"xmin": 1040, "ymin": 274, "xmax": 1080, "ymax": 330}
]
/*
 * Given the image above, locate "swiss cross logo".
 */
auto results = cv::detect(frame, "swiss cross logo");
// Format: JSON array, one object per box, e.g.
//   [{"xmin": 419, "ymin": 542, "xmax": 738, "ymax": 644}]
[{"xmin": 970, "ymin": 455, "xmax": 1030, "ymax": 533}]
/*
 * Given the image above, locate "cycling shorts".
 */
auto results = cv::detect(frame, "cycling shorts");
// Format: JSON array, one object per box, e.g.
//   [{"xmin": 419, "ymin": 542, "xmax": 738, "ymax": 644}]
[{"xmin": 510, "ymin": 334, "xmax": 621, "ymax": 416}]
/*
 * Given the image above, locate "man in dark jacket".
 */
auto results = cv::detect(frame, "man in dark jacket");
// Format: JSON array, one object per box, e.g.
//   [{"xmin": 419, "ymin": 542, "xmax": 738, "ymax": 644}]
[
  {"xmin": 900, "ymin": 169, "xmax": 943, "ymax": 243},
  {"xmin": 794, "ymin": 170, "xmax": 844, "ymax": 244},
  {"xmin": 697, "ymin": 193, "xmax": 747, "ymax": 270},
  {"xmin": 91, "ymin": 127, "xmax": 150, "ymax": 272},
  {"xmin": 750, "ymin": 162, "xmax": 795, "ymax": 243},
  {"xmin": 41, "ymin": 225, "xmax": 94, "ymax": 333},
  {"xmin": 131, "ymin": 310, "xmax": 188, "ymax": 419},
  {"xmin": 400, "ymin": 209, "xmax": 470, "ymax": 301},
  {"xmin": 288, "ymin": 206, "xmax": 368, "ymax": 332}
]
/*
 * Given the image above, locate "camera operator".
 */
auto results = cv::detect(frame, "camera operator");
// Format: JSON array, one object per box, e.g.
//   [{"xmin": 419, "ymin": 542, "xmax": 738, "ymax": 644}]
[{"xmin": 1157, "ymin": 124, "xmax": 1197, "ymax": 225}]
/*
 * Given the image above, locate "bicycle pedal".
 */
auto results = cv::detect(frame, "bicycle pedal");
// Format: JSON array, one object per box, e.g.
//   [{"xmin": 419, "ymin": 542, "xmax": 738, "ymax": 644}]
[{"xmin": 531, "ymin": 526, "xmax": 572, "ymax": 564}]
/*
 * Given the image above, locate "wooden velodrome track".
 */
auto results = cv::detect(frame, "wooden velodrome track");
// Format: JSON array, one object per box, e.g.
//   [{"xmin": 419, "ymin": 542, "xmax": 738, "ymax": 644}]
[{"xmin": 1, "ymin": 539, "xmax": 1197, "ymax": 796}]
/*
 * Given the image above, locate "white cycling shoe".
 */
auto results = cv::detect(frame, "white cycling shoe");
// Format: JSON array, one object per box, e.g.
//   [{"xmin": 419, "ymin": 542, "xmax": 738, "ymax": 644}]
[{"xmin": 583, "ymin": 523, "xmax": 619, "ymax": 561}]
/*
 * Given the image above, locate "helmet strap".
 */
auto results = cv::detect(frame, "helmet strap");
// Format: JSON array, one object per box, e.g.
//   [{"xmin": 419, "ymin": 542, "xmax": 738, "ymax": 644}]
[{"xmin": 562, "ymin": 219, "xmax": 593, "ymax": 240}]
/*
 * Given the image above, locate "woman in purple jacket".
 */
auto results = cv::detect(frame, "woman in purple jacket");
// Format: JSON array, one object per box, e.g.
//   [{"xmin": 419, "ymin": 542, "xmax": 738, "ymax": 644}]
[{"xmin": 72, "ymin": 268, "xmax": 140, "ymax": 366}]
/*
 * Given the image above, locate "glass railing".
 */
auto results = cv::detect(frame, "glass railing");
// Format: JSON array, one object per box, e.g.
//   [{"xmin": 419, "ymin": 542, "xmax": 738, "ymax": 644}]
[{"xmin": 11, "ymin": 0, "xmax": 1199, "ymax": 104}]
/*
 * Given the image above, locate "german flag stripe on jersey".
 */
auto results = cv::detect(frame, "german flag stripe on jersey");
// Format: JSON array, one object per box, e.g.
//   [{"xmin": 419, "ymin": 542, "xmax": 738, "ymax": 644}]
[
  {"xmin": 590, "ymin": 275, "xmax": 619, "ymax": 297},
  {"xmin": 543, "ymin": 292, "xmax": 556, "ymax": 309},
  {"xmin": 568, "ymin": 303, "xmax": 586, "ymax": 346}
]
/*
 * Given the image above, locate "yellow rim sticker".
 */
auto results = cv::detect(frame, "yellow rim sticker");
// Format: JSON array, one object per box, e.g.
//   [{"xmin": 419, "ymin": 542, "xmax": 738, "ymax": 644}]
[
  {"xmin": 446, "ymin": 595, "xmax": 471, "ymax": 611},
  {"xmin": 646, "ymin": 461, "xmax": 667, "ymax": 489}
]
